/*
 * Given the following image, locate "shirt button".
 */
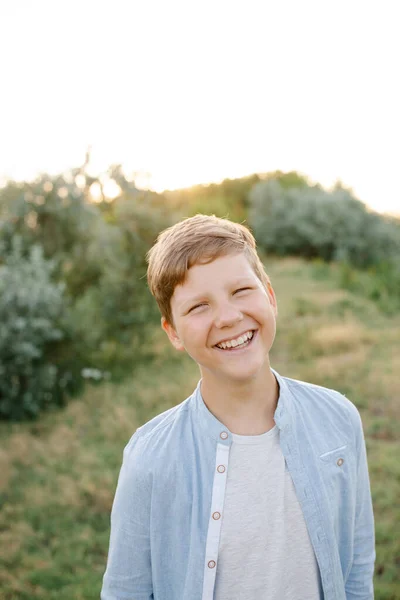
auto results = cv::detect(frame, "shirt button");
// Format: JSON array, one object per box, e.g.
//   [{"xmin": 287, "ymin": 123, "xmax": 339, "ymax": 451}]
[
  {"xmin": 208, "ymin": 560, "xmax": 216, "ymax": 569},
  {"xmin": 220, "ymin": 431, "xmax": 228, "ymax": 440},
  {"xmin": 217, "ymin": 465, "xmax": 226, "ymax": 473},
  {"xmin": 212, "ymin": 511, "xmax": 221, "ymax": 520},
  {"xmin": 337, "ymin": 458, "xmax": 344, "ymax": 467}
]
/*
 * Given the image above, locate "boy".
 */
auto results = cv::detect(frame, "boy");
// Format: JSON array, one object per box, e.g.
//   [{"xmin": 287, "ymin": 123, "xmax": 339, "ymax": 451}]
[{"xmin": 101, "ymin": 214, "xmax": 375, "ymax": 600}]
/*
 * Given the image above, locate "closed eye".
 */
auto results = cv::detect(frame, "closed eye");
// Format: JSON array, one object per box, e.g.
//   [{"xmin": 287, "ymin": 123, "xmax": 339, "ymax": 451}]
[
  {"xmin": 187, "ymin": 288, "xmax": 252, "ymax": 312},
  {"xmin": 188, "ymin": 302, "xmax": 207, "ymax": 313}
]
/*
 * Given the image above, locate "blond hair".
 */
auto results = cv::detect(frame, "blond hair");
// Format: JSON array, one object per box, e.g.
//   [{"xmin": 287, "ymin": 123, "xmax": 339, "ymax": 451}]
[{"xmin": 147, "ymin": 214, "xmax": 269, "ymax": 325}]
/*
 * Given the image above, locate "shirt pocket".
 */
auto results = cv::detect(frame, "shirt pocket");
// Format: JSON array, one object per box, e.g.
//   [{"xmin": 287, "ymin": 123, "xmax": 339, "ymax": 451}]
[
  {"xmin": 319, "ymin": 445, "xmax": 352, "ymax": 515},
  {"xmin": 319, "ymin": 445, "xmax": 347, "ymax": 462},
  {"xmin": 319, "ymin": 444, "xmax": 357, "ymax": 560}
]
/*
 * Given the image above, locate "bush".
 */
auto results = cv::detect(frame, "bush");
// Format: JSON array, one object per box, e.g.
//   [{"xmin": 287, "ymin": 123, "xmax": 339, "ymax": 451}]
[
  {"xmin": 338, "ymin": 260, "xmax": 400, "ymax": 314},
  {"xmin": 0, "ymin": 166, "xmax": 174, "ymax": 417},
  {"xmin": 249, "ymin": 180, "xmax": 400, "ymax": 269},
  {"xmin": 165, "ymin": 174, "xmax": 262, "ymax": 222},
  {"xmin": 0, "ymin": 170, "xmax": 102, "ymax": 300},
  {"xmin": 70, "ymin": 192, "xmax": 173, "ymax": 376},
  {"xmin": 0, "ymin": 240, "xmax": 77, "ymax": 420}
]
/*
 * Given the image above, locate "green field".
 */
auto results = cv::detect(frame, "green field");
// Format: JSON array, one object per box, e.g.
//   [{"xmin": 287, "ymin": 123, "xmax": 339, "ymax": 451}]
[{"xmin": 1, "ymin": 258, "xmax": 399, "ymax": 599}]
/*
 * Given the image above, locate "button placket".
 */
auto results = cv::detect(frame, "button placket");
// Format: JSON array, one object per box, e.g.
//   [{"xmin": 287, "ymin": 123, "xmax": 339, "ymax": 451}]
[{"xmin": 201, "ymin": 442, "xmax": 230, "ymax": 600}]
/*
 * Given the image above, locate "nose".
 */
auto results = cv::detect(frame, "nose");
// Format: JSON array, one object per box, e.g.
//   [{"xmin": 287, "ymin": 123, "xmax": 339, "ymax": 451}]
[{"xmin": 214, "ymin": 302, "xmax": 243, "ymax": 329}]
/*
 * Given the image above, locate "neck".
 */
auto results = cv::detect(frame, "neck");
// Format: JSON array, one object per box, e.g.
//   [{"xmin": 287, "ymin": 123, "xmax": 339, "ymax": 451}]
[{"xmin": 200, "ymin": 365, "xmax": 279, "ymax": 435}]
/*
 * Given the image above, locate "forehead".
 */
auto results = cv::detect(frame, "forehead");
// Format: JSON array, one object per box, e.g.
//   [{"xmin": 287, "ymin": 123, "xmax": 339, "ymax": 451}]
[{"xmin": 172, "ymin": 253, "xmax": 260, "ymax": 301}]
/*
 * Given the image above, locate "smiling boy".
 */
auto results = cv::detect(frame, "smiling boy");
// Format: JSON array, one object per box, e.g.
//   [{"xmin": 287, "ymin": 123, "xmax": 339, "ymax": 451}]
[{"xmin": 101, "ymin": 214, "xmax": 375, "ymax": 600}]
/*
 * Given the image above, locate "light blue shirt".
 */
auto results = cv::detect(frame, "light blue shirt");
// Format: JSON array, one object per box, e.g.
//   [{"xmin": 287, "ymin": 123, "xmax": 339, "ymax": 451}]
[{"xmin": 101, "ymin": 370, "xmax": 375, "ymax": 600}]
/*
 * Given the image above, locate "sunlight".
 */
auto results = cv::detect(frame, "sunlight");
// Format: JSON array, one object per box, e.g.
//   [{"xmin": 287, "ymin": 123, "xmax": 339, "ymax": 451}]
[{"xmin": 0, "ymin": 0, "xmax": 399, "ymax": 215}]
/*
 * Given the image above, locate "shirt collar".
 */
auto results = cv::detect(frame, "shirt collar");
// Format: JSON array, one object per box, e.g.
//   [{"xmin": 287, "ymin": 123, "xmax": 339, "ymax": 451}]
[
  {"xmin": 271, "ymin": 368, "xmax": 292, "ymax": 430},
  {"xmin": 192, "ymin": 368, "xmax": 293, "ymax": 444}
]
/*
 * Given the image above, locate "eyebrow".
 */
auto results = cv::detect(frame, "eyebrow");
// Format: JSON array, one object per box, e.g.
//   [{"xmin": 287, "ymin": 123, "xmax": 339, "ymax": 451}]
[
  {"xmin": 178, "ymin": 278, "xmax": 256, "ymax": 313},
  {"xmin": 178, "ymin": 295, "xmax": 206, "ymax": 314}
]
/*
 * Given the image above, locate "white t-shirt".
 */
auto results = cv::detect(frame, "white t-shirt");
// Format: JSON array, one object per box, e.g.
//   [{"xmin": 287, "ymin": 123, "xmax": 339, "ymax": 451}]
[{"xmin": 214, "ymin": 426, "xmax": 322, "ymax": 600}]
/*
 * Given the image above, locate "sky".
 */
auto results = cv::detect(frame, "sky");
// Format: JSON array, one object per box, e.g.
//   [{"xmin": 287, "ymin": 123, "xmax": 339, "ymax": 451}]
[{"xmin": 0, "ymin": 0, "xmax": 399, "ymax": 215}]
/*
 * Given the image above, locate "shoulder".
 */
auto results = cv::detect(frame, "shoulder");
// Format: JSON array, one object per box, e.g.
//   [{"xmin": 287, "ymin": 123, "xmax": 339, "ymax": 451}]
[
  {"xmin": 122, "ymin": 392, "xmax": 195, "ymax": 466},
  {"xmin": 284, "ymin": 375, "xmax": 355, "ymax": 411},
  {"xmin": 109, "ymin": 394, "xmax": 197, "ymax": 508},
  {"xmin": 282, "ymin": 375, "xmax": 364, "ymax": 439}
]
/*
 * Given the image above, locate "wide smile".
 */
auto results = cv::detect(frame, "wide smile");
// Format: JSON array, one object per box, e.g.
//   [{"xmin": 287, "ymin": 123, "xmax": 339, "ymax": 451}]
[{"xmin": 213, "ymin": 329, "xmax": 257, "ymax": 352}]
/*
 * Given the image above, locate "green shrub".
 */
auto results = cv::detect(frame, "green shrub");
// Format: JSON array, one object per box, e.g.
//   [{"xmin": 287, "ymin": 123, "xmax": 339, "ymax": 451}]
[
  {"xmin": 0, "ymin": 239, "xmax": 77, "ymax": 420},
  {"xmin": 249, "ymin": 179, "xmax": 400, "ymax": 309},
  {"xmin": 165, "ymin": 174, "xmax": 262, "ymax": 222},
  {"xmin": 70, "ymin": 193, "xmax": 173, "ymax": 376},
  {"xmin": 338, "ymin": 260, "xmax": 400, "ymax": 314},
  {"xmin": 0, "ymin": 168, "xmax": 174, "ymax": 413},
  {"xmin": 249, "ymin": 180, "xmax": 400, "ymax": 269},
  {"xmin": 0, "ymin": 172, "xmax": 98, "ymax": 259}
]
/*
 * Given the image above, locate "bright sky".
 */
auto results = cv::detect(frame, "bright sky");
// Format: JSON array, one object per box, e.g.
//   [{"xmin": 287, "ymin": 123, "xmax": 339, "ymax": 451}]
[{"xmin": 1, "ymin": 0, "xmax": 399, "ymax": 215}]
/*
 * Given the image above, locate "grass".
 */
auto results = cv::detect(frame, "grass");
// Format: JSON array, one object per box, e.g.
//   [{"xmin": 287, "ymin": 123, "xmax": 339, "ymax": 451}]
[{"xmin": 1, "ymin": 257, "xmax": 399, "ymax": 599}]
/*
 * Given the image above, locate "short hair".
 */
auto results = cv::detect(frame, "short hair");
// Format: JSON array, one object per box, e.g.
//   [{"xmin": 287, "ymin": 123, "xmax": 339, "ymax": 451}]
[{"xmin": 146, "ymin": 214, "xmax": 270, "ymax": 325}]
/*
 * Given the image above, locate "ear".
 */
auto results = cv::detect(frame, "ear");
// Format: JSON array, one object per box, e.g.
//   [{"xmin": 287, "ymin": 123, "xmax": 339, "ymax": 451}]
[
  {"xmin": 161, "ymin": 317, "xmax": 185, "ymax": 352},
  {"xmin": 266, "ymin": 281, "xmax": 278, "ymax": 317}
]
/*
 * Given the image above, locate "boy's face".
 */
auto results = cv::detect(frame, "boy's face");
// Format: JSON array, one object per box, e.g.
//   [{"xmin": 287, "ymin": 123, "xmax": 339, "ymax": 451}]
[{"xmin": 162, "ymin": 252, "xmax": 277, "ymax": 387}]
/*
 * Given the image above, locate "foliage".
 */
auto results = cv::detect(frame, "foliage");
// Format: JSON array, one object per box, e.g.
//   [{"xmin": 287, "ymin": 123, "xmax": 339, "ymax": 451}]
[
  {"xmin": 249, "ymin": 179, "xmax": 400, "ymax": 309},
  {"xmin": 0, "ymin": 164, "xmax": 173, "ymax": 419},
  {"xmin": 0, "ymin": 239, "xmax": 77, "ymax": 420},
  {"xmin": 249, "ymin": 180, "xmax": 400, "ymax": 266},
  {"xmin": 0, "ymin": 170, "xmax": 100, "ymax": 294},
  {"xmin": 337, "ymin": 260, "xmax": 400, "ymax": 314},
  {"xmin": 71, "ymin": 193, "xmax": 172, "ymax": 375},
  {"xmin": 165, "ymin": 170, "xmax": 311, "ymax": 222},
  {"xmin": 263, "ymin": 170, "xmax": 311, "ymax": 190},
  {"xmin": 165, "ymin": 174, "xmax": 262, "ymax": 222}
]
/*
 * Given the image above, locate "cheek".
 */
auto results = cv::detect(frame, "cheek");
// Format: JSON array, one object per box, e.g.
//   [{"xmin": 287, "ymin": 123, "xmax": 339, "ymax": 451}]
[
  {"xmin": 253, "ymin": 301, "xmax": 277, "ymax": 328},
  {"xmin": 242, "ymin": 295, "xmax": 270, "ymax": 315},
  {"xmin": 179, "ymin": 318, "xmax": 209, "ymax": 344},
  {"xmin": 193, "ymin": 319, "xmax": 211, "ymax": 341}
]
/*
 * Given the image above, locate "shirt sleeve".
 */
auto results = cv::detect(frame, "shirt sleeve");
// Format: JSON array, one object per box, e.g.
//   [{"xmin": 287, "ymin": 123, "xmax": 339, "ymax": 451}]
[
  {"xmin": 101, "ymin": 433, "xmax": 153, "ymax": 600},
  {"xmin": 345, "ymin": 407, "xmax": 375, "ymax": 600}
]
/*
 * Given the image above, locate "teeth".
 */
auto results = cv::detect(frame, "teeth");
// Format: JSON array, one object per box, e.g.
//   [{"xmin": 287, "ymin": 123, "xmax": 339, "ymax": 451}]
[{"xmin": 216, "ymin": 330, "xmax": 254, "ymax": 350}]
